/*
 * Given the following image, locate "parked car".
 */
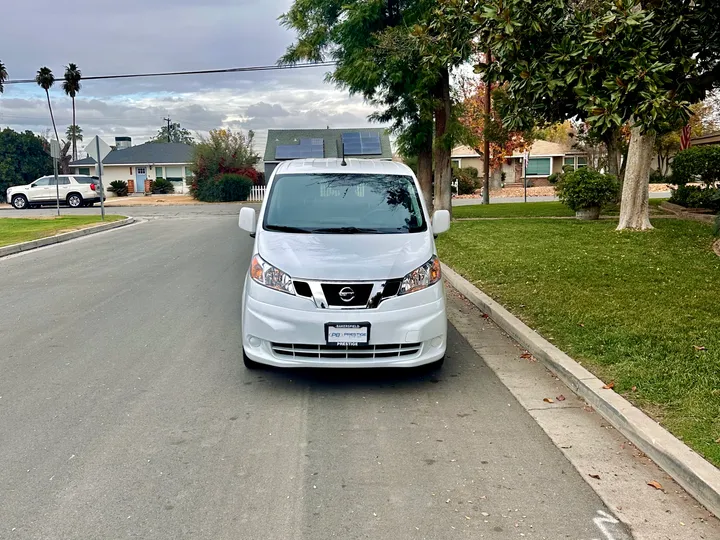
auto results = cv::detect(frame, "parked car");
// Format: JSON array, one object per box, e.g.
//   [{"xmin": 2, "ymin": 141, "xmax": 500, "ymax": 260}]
[
  {"xmin": 238, "ymin": 158, "xmax": 451, "ymax": 370},
  {"xmin": 6, "ymin": 175, "xmax": 106, "ymax": 209}
]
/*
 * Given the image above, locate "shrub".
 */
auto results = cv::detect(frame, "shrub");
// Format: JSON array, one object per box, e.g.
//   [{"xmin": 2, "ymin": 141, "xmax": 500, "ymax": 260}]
[
  {"xmin": 548, "ymin": 172, "xmax": 563, "ymax": 185},
  {"xmin": 108, "ymin": 180, "xmax": 128, "ymax": 197},
  {"xmin": 649, "ymin": 170, "xmax": 669, "ymax": 184},
  {"xmin": 453, "ymin": 166, "xmax": 479, "ymax": 195},
  {"xmin": 196, "ymin": 174, "xmax": 253, "ymax": 202},
  {"xmin": 151, "ymin": 177, "xmax": 175, "ymax": 194},
  {"xmin": 670, "ymin": 146, "xmax": 720, "ymax": 187},
  {"xmin": 669, "ymin": 185, "xmax": 720, "ymax": 211},
  {"xmin": 556, "ymin": 168, "xmax": 620, "ymax": 211}
]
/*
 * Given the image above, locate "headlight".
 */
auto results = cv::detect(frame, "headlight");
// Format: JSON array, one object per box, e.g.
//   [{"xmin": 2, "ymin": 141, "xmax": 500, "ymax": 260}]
[
  {"xmin": 399, "ymin": 256, "xmax": 441, "ymax": 295},
  {"xmin": 250, "ymin": 254, "xmax": 295, "ymax": 295}
]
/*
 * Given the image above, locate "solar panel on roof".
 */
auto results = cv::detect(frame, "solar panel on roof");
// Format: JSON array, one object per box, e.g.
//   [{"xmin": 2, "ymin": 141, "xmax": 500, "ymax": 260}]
[
  {"xmin": 275, "ymin": 138, "xmax": 324, "ymax": 160},
  {"xmin": 342, "ymin": 132, "xmax": 382, "ymax": 156}
]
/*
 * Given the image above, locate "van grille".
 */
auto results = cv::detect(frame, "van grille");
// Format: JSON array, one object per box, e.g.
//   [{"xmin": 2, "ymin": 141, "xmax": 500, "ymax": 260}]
[{"xmin": 271, "ymin": 343, "xmax": 422, "ymax": 360}]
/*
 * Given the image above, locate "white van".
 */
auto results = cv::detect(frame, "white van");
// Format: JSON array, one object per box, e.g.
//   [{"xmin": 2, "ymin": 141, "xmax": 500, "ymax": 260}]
[{"xmin": 238, "ymin": 159, "xmax": 450, "ymax": 369}]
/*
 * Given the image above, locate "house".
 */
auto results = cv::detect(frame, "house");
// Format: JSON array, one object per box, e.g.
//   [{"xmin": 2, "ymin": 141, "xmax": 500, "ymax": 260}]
[
  {"xmin": 690, "ymin": 132, "xmax": 720, "ymax": 147},
  {"xmin": 70, "ymin": 142, "xmax": 194, "ymax": 194},
  {"xmin": 451, "ymin": 140, "xmax": 588, "ymax": 188},
  {"xmin": 263, "ymin": 128, "xmax": 393, "ymax": 179}
]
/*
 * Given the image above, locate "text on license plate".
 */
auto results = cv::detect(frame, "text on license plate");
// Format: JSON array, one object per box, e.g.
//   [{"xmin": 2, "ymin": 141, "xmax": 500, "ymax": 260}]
[{"xmin": 327, "ymin": 324, "xmax": 369, "ymax": 345}]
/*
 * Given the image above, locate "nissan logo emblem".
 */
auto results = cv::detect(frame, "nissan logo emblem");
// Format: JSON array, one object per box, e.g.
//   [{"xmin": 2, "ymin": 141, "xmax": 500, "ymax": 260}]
[{"xmin": 338, "ymin": 287, "xmax": 355, "ymax": 302}]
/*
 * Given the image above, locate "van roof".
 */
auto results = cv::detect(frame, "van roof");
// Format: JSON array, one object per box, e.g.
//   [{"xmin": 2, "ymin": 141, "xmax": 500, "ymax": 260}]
[{"xmin": 273, "ymin": 158, "xmax": 413, "ymax": 177}]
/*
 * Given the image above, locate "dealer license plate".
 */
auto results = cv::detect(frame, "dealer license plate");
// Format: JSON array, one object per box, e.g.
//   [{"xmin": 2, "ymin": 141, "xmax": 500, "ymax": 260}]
[{"xmin": 326, "ymin": 323, "xmax": 370, "ymax": 346}]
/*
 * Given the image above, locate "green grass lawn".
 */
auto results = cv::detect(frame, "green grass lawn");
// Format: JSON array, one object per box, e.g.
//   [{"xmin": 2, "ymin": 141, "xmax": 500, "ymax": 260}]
[
  {"xmin": 438, "ymin": 218, "xmax": 720, "ymax": 466},
  {"xmin": 0, "ymin": 215, "xmax": 124, "ymax": 247},
  {"xmin": 453, "ymin": 199, "xmax": 669, "ymax": 219}
]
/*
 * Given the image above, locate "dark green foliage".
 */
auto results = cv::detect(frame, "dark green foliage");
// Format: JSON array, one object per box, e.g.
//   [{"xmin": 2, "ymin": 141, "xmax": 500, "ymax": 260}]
[
  {"xmin": 670, "ymin": 146, "xmax": 720, "ymax": 187},
  {"xmin": 196, "ymin": 174, "xmax": 253, "ymax": 202},
  {"xmin": 453, "ymin": 166, "xmax": 479, "ymax": 195},
  {"xmin": 151, "ymin": 177, "xmax": 175, "ymax": 194},
  {"xmin": 108, "ymin": 180, "xmax": 128, "ymax": 197},
  {"xmin": 548, "ymin": 172, "xmax": 564, "ymax": 185},
  {"xmin": 0, "ymin": 128, "xmax": 53, "ymax": 202},
  {"xmin": 669, "ymin": 185, "xmax": 720, "ymax": 211},
  {"xmin": 556, "ymin": 168, "xmax": 620, "ymax": 211},
  {"xmin": 649, "ymin": 170, "xmax": 669, "ymax": 184}
]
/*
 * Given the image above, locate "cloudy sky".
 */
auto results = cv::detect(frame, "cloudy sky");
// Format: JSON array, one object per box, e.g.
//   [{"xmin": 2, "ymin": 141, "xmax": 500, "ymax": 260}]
[{"xmin": 0, "ymin": 0, "xmax": 382, "ymax": 155}]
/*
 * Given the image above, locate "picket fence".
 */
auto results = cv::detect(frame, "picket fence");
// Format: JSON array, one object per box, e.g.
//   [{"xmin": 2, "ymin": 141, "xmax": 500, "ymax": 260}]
[{"xmin": 248, "ymin": 186, "xmax": 266, "ymax": 202}]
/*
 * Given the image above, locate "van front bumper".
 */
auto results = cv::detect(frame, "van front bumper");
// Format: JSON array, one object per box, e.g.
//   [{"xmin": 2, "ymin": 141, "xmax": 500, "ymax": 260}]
[{"xmin": 242, "ymin": 280, "xmax": 447, "ymax": 368}]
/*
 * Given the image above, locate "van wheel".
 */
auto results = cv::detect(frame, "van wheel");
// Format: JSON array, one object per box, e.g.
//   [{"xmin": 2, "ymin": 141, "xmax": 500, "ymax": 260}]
[
  {"xmin": 67, "ymin": 193, "xmax": 83, "ymax": 208},
  {"xmin": 11, "ymin": 195, "xmax": 28, "ymax": 210},
  {"xmin": 426, "ymin": 356, "xmax": 445, "ymax": 371},
  {"xmin": 243, "ymin": 350, "xmax": 262, "ymax": 370}
]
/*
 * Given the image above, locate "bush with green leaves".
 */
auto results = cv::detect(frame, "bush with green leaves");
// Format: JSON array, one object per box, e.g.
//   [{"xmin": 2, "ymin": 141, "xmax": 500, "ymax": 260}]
[
  {"xmin": 196, "ymin": 174, "xmax": 253, "ymax": 202},
  {"xmin": 670, "ymin": 146, "xmax": 720, "ymax": 187},
  {"xmin": 151, "ymin": 177, "xmax": 175, "ymax": 194},
  {"xmin": 555, "ymin": 168, "xmax": 620, "ymax": 211},
  {"xmin": 649, "ymin": 170, "xmax": 669, "ymax": 184},
  {"xmin": 669, "ymin": 185, "xmax": 720, "ymax": 211},
  {"xmin": 547, "ymin": 172, "xmax": 563, "ymax": 185},
  {"xmin": 107, "ymin": 180, "xmax": 128, "ymax": 197},
  {"xmin": 453, "ymin": 166, "xmax": 479, "ymax": 195}
]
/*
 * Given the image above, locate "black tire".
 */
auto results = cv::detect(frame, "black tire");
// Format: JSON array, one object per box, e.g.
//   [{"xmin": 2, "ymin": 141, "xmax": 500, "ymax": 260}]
[
  {"xmin": 11, "ymin": 195, "xmax": 28, "ymax": 210},
  {"xmin": 243, "ymin": 350, "xmax": 262, "ymax": 370},
  {"xmin": 426, "ymin": 356, "xmax": 445, "ymax": 371},
  {"xmin": 67, "ymin": 193, "xmax": 83, "ymax": 208}
]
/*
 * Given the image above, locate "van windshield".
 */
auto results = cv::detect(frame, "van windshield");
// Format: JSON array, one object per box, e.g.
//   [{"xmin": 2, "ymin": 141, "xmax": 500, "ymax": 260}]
[{"xmin": 263, "ymin": 173, "xmax": 427, "ymax": 234}]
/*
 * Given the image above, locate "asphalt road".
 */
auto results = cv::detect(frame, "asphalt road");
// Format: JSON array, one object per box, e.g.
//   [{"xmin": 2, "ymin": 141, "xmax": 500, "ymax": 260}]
[{"xmin": 0, "ymin": 211, "xmax": 629, "ymax": 539}]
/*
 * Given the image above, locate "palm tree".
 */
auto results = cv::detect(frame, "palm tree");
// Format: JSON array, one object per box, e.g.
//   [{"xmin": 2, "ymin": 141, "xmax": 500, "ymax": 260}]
[
  {"xmin": 0, "ymin": 60, "xmax": 7, "ymax": 95},
  {"xmin": 62, "ymin": 63, "xmax": 82, "ymax": 160},
  {"xmin": 36, "ymin": 67, "xmax": 59, "ymax": 142},
  {"xmin": 66, "ymin": 124, "xmax": 83, "ymax": 156}
]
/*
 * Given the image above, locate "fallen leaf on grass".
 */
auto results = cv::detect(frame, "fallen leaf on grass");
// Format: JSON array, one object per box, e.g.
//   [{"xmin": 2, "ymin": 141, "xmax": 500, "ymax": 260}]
[
  {"xmin": 693, "ymin": 345, "xmax": 707, "ymax": 351},
  {"xmin": 647, "ymin": 481, "xmax": 663, "ymax": 490},
  {"xmin": 631, "ymin": 386, "xmax": 637, "ymax": 392},
  {"xmin": 543, "ymin": 398, "xmax": 554, "ymax": 403},
  {"xmin": 603, "ymin": 382, "xmax": 615, "ymax": 390},
  {"xmin": 556, "ymin": 395, "xmax": 566, "ymax": 402},
  {"xmin": 578, "ymin": 323, "xmax": 585, "ymax": 328},
  {"xmin": 715, "ymin": 438, "xmax": 720, "ymax": 444},
  {"xmin": 589, "ymin": 474, "xmax": 601, "ymax": 480}
]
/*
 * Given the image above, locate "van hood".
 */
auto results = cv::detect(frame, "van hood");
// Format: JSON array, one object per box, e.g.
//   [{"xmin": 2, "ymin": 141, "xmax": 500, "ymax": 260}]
[{"xmin": 256, "ymin": 231, "xmax": 434, "ymax": 281}]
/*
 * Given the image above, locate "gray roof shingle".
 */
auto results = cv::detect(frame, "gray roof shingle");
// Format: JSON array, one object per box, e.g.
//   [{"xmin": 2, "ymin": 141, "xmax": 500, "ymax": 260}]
[
  {"xmin": 264, "ymin": 128, "xmax": 391, "ymax": 162},
  {"xmin": 70, "ymin": 142, "xmax": 193, "ymax": 167}
]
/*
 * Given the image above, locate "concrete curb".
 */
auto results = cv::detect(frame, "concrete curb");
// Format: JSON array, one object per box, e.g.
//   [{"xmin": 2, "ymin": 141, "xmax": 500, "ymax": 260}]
[
  {"xmin": 442, "ymin": 262, "xmax": 720, "ymax": 518},
  {"xmin": 0, "ymin": 217, "xmax": 135, "ymax": 258}
]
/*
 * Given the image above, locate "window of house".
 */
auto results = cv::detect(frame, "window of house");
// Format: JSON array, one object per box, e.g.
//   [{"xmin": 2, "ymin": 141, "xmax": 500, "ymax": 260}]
[
  {"xmin": 78, "ymin": 167, "xmax": 90, "ymax": 176},
  {"xmin": 156, "ymin": 167, "xmax": 164, "ymax": 178},
  {"xmin": 451, "ymin": 159, "xmax": 461, "ymax": 168},
  {"xmin": 137, "ymin": 167, "xmax": 147, "ymax": 175},
  {"xmin": 577, "ymin": 156, "xmax": 588, "ymax": 168},
  {"xmin": 165, "ymin": 166, "xmax": 184, "ymax": 181},
  {"xmin": 526, "ymin": 157, "xmax": 551, "ymax": 176},
  {"xmin": 564, "ymin": 157, "xmax": 575, "ymax": 169},
  {"xmin": 184, "ymin": 166, "xmax": 193, "ymax": 178}
]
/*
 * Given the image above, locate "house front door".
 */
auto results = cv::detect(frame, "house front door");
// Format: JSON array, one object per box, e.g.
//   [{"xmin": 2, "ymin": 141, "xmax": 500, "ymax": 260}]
[{"xmin": 135, "ymin": 167, "xmax": 147, "ymax": 192}]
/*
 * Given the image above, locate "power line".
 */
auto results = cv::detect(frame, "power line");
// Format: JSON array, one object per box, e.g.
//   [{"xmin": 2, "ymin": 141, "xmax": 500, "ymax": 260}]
[{"xmin": 3, "ymin": 62, "xmax": 337, "ymax": 85}]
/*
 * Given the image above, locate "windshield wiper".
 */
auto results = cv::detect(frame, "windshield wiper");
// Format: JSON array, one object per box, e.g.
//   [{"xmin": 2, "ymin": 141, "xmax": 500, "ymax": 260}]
[
  {"xmin": 265, "ymin": 225, "xmax": 314, "ymax": 233},
  {"xmin": 310, "ymin": 226, "xmax": 391, "ymax": 234}
]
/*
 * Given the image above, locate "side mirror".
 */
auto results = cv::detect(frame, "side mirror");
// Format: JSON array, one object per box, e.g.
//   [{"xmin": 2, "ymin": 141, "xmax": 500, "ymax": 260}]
[
  {"xmin": 431, "ymin": 210, "xmax": 450, "ymax": 235},
  {"xmin": 238, "ymin": 207, "xmax": 257, "ymax": 235}
]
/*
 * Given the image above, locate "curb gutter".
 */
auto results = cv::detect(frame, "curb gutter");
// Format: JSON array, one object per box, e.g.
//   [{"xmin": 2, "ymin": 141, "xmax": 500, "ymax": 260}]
[
  {"xmin": 0, "ymin": 217, "xmax": 135, "ymax": 259},
  {"xmin": 442, "ymin": 262, "xmax": 720, "ymax": 518}
]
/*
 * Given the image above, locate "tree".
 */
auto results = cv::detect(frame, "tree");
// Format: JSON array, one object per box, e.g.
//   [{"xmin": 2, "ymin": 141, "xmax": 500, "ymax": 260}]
[
  {"xmin": 66, "ymin": 125, "xmax": 83, "ymax": 158},
  {"xmin": 0, "ymin": 128, "xmax": 53, "ymax": 201},
  {"xmin": 149, "ymin": 122, "xmax": 195, "ymax": 144},
  {"xmin": 535, "ymin": 122, "xmax": 574, "ymax": 146},
  {"xmin": 189, "ymin": 129, "xmax": 260, "ymax": 200},
  {"xmin": 474, "ymin": 0, "xmax": 720, "ymax": 230},
  {"xmin": 457, "ymin": 77, "xmax": 531, "ymax": 194},
  {"xmin": 62, "ymin": 63, "xmax": 82, "ymax": 160},
  {"xmin": 35, "ymin": 67, "xmax": 59, "ymax": 142}
]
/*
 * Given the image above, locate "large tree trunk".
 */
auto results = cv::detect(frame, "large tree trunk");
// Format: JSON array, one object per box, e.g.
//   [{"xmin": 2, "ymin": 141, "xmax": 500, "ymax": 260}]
[
  {"xmin": 417, "ymin": 139, "xmax": 433, "ymax": 215},
  {"xmin": 433, "ymin": 68, "xmax": 452, "ymax": 215},
  {"xmin": 617, "ymin": 125, "xmax": 655, "ymax": 231}
]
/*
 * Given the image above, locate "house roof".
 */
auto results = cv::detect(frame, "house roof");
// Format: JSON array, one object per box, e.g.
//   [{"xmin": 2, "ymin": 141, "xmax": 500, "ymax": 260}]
[
  {"xmin": 264, "ymin": 128, "xmax": 392, "ymax": 162},
  {"xmin": 451, "ymin": 139, "xmax": 587, "ymax": 159},
  {"xmin": 70, "ymin": 142, "xmax": 193, "ymax": 167},
  {"xmin": 691, "ymin": 132, "xmax": 720, "ymax": 146}
]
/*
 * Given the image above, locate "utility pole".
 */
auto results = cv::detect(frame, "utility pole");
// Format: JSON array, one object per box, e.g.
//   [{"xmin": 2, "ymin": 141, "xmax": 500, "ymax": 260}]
[
  {"xmin": 164, "ymin": 116, "xmax": 172, "ymax": 142},
  {"xmin": 482, "ymin": 49, "xmax": 492, "ymax": 205}
]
